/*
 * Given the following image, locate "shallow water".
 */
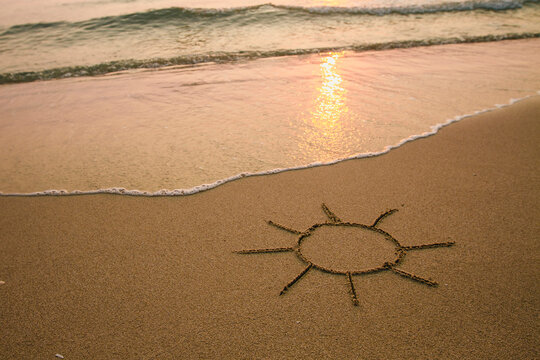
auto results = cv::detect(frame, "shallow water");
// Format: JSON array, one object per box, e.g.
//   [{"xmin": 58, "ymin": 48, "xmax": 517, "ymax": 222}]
[
  {"xmin": 1, "ymin": 39, "xmax": 539, "ymax": 194},
  {"xmin": 1, "ymin": 1, "xmax": 539, "ymax": 79}
]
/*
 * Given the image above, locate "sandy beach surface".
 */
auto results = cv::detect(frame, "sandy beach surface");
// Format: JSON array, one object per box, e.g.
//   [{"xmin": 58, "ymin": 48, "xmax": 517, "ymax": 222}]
[{"xmin": 1, "ymin": 97, "xmax": 539, "ymax": 359}]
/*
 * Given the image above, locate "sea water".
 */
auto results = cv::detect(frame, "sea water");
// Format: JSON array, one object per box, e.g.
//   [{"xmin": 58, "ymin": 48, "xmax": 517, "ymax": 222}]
[{"xmin": 0, "ymin": 0, "xmax": 539, "ymax": 194}]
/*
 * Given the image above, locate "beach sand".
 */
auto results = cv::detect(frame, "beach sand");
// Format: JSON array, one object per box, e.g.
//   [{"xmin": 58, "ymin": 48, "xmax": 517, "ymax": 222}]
[{"xmin": 1, "ymin": 96, "xmax": 539, "ymax": 359}]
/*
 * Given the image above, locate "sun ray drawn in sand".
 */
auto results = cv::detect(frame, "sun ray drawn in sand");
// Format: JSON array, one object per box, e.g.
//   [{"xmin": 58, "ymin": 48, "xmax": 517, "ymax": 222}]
[{"xmin": 235, "ymin": 204, "xmax": 455, "ymax": 306}]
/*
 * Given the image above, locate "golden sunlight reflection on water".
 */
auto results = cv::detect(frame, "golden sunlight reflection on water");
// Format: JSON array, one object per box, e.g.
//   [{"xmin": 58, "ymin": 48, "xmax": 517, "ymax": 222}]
[{"xmin": 300, "ymin": 52, "xmax": 350, "ymax": 159}]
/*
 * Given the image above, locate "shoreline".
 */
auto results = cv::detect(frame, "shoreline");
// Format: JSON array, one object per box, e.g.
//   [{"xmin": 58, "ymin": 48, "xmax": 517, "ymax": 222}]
[
  {"xmin": 1, "ymin": 91, "xmax": 539, "ymax": 197},
  {"xmin": 2, "ymin": 38, "xmax": 539, "ymax": 194},
  {"xmin": 1, "ymin": 96, "xmax": 539, "ymax": 358}
]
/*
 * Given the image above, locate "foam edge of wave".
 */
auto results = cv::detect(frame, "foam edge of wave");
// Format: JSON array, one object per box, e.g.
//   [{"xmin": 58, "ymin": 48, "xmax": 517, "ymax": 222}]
[{"xmin": 1, "ymin": 91, "xmax": 538, "ymax": 198}]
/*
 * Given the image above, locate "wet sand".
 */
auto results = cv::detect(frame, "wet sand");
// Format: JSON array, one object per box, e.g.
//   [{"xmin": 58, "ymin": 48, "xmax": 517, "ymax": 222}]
[{"xmin": 1, "ymin": 96, "xmax": 539, "ymax": 359}]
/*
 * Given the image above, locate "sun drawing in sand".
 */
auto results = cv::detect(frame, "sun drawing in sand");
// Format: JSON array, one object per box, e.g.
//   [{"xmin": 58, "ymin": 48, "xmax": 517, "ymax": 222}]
[{"xmin": 235, "ymin": 204, "xmax": 455, "ymax": 306}]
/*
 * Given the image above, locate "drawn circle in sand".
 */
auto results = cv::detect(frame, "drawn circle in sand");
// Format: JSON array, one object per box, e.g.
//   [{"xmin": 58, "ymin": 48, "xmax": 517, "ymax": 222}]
[{"xmin": 296, "ymin": 223, "xmax": 398, "ymax": 274}]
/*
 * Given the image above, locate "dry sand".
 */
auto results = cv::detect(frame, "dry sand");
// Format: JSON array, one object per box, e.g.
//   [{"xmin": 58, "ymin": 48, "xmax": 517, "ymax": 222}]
[{"xmin": 1, "ymin": 97, "xmax": 539, "ymax": 359}]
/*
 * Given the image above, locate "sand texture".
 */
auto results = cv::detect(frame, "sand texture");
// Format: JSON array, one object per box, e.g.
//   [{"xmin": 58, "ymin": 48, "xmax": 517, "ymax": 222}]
[{"xmin": 1, "ymin": 97, "xmax": 539, "ymax": 359}]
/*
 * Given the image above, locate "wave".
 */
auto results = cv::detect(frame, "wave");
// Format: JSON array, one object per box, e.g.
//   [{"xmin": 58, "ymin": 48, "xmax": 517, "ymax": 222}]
[
  {"xmin": 1, "ymin": 0, "xmax": 538, "ymax": 35},
  {"xmin": 280, "ymin": 0, "xmax": 538, "ymax": 14},
  {"xmin": 1, "ymin": 92, "xmax": 538, "ymax": 197},
  {"xmin": 1, "ymin": 32, "xmax": 538, "ymax": 84}
]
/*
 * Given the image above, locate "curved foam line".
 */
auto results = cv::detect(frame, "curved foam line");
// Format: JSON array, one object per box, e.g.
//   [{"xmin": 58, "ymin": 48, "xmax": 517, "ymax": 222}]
[{"xmin": 1, "ymin": 91, "xmax": 538, "ymax": 197}]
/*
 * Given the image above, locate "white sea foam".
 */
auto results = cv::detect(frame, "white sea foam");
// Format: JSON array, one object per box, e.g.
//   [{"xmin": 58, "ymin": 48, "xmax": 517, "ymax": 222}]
[{"xmin": 1, "ymin": 92, "xmax": 537, "ymax": 198}]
